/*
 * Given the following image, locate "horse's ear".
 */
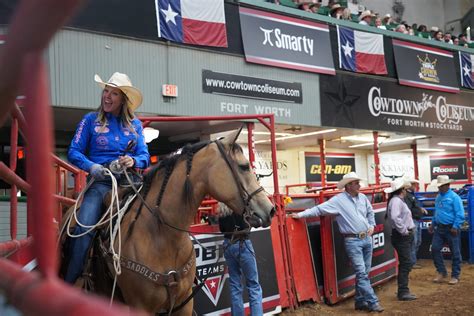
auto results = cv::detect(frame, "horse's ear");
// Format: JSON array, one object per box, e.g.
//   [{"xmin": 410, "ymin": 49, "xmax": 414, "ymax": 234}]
[{"xmin": 222, "ymin": 126, "xmax": 244, "ymax": 148}]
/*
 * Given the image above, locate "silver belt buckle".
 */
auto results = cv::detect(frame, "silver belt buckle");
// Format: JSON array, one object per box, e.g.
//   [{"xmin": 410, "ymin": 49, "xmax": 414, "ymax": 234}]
[{"xmin": 358, "ymin": 231, "xmax": 367, "ymax": 239}]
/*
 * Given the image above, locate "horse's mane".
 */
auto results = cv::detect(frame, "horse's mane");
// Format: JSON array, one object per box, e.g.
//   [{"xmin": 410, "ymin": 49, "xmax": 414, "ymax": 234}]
[{"xmin": 141, "ymin": 140, "xmax": 212, "ymax": 201}]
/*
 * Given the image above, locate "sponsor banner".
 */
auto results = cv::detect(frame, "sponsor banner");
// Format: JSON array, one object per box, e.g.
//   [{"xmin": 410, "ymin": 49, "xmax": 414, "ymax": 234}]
[
  {"xmin": 304, "ymin": 153, "xmax": 355, "ymax": 182},
  {"xmin": 239, "ymin": 7, "xmax": 335, "ymax": 75},
  {"xmin": 202, "ymin": 70, "xmax": 303, "ymax": 103},
  {"xmin": 429, "ymin": 154, "xmax": 467, "ymax": 180},
  {"xmin": 320, "ymin": 73, "xmax": 474, "ymax": 137},
  {"xmin": 192, "ymin": 228, "xmax": 280, "ymax": 314},
  {"xmin": 392, "ymin": 40, "xmax": 459, "ymax": 93},
  {"xmin": 368, "ymin": 153, "xmax": 414, "ymax": 183}
]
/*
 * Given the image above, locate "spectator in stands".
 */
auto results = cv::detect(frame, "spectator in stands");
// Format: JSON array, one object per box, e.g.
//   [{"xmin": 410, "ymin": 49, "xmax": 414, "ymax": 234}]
[
  {"xmin": 429, "ymin": 175, "xmax": 465, "ymax": 285},
  {"xmin": 309, "ymin": 2, "xmax": 321, "ymax": 14},
  {"xmin": 395, "ymin": 24, "xmax": 408, "ymax": 34},
  {"xmin": 404, "ymin": 178, "xmax": 428, "ymax": 269},
  {"xmin": 330, "ymin": 3, "xmax": 344, "ymax": 19},
  {"xmin": 64, "ymin": 72, "xmax": 150, "ymax": 284},
  {"xmin": 298, "ymin": 0, "xmax": 313, "ymax": 13},
  {"xmin": 444, "ymin": 32, "xmax": 453, "ymax": 44},
  {"xmin": 453, "ymin": 36, "xmax": 460, "ymax": 45},
  {"xmin": 218, "ymin": 203, "xmax": 263, "ymax": 315},
  {"xmin": 291, "ymin": 172, "xmax": 384, "ymax": 313},
  {"xmin": 433, "ymin": 30, "xmax": 444, "ymax": 41},
  {"xmin": 382, "ymin": 14, "xmax": 392, "ymax": 26},
  {"xmin": 341, "ymin": 7, "xmax": 352, "ymax": 20},
  {"xmin": 417, "ymin": 25, "xmax": 428, "ymax": 33},
  {"xmin": 375, "ymin": 17, "xmax": 386, "ymax": 30},
  {"xmin": 359, "ymin": 10, "xmax": 374, "ymax": 26},
  {"xmin": 459, "ymin": 33, "xmax": 469, "ymax": 46},
  {"xmin": 385, "ymin": 178, "xmax": 417, "ymax": 301}
]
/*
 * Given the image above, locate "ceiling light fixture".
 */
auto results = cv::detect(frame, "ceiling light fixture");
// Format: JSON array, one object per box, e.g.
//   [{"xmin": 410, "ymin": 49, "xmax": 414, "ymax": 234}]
[
  {"xmin": 348, "ymin": 135, "xmax": 427, "ymax": 148},
  {"xmin": 438, "ymin": 142, "xmax": 474, "ymax": 148},
  {"xmin": 254, "ymin": 128, "xmax": 337, "ymax": 144},
  {"xmin": 241, "ymin": 131, "xmax": 294, "ymax": 137}
]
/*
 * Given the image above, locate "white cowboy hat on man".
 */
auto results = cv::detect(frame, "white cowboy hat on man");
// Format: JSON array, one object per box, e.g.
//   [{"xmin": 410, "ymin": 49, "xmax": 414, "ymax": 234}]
[
  {"xmin": 404, "ymin": 177, "xmax": 420, "ymax": 184},
  {"xmin": 384, "ymin": 178, "xmax": 410, "ymax": 194},
  {"xmin": 435, "ymin": 175, "xmax": 453, "ymax": 187},
  {"xmin": 359, "ymin": 10, "xmax": 374, "ymax": 21},
  {"xmin": 94, "ymin": 72, "xmax": 143, "ymax": 111},
  {"xmin": 337, "ymin": 172, "xmax": 364, "ymax": 189}
]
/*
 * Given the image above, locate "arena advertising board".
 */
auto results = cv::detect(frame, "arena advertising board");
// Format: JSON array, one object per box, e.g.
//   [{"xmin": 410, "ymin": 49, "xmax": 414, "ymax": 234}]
[
  {"xmin": 320, "ymin": 73, "xmax": 474, "ymax": 137},
  {"xmin": 202, "ymin": 70, "xmax": 303, "ymax": 103},
  {"xmin": 304, "ymin": 153, "xmax": 356, "ymax": 182},
  {"xmin": 429, "ymin": 154, "xmax": 469, "ymax": 180},
  {"xmin": 392, "ymin": 40, "xmax": 459, "ymax": 93},
  {"xmin": 239, "ymin": 7, "xmax": 335, "ymax": 75},
  {"xmin": 329, "ymin": 205, "xmax": 396, "ymax": 300},
  {"xmin": 191, "ymin": 227, "xmax": 280, "ymax": 314}
]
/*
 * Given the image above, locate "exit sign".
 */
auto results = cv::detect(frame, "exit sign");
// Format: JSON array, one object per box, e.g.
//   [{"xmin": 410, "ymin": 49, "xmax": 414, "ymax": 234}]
[{"xmin": 162, "ymin": 84, "xmax": 178, "ymax": 97}]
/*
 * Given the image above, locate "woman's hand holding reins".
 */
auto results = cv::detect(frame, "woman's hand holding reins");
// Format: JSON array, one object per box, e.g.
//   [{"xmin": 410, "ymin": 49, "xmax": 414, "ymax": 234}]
[{"xmin": 118, "ymin": 155, "xmax": 135, "ymax": 168}]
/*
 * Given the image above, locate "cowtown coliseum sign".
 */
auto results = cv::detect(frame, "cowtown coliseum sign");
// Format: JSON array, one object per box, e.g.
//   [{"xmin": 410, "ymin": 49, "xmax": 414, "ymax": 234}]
[{"xmin": 320, "ymin": 73, "xmax": 474, "ymax": 137}]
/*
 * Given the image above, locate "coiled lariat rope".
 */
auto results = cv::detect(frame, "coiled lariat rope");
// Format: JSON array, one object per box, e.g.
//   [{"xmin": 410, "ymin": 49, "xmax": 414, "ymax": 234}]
[{"xmin": 58, "ymin": 164, "xmax": 141, "ymax": 305}]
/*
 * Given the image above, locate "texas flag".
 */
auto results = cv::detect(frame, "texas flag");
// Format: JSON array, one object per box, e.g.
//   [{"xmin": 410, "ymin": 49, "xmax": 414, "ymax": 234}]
[
  {"xmin": 155, "ymin": 0, "xmax": 228, "ymax": 47},
  {"xmin": 459, "ymin": 51, "xmax": 474, "ymax": 89},
  {"xmin": 337, "ymin": 26, "xmax": 387, "ymax": 75}
]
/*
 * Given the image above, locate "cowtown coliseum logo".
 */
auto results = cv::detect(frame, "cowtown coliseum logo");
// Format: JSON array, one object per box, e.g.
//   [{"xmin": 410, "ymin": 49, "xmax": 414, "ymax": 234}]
[
  {"xmin": 194, "ymin": 238, "xmax": 228, "ymax": 306},
  {"xmin": 368, "ymin": 86, "xmax": 474, "ymax": 130},
  {"xmin": 259, "ymin": 26, "xmax": 314, "ymax": 56}
]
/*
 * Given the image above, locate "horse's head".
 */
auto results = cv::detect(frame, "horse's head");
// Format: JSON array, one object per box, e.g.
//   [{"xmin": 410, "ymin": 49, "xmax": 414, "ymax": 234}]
[{"xmin": 209, "ymin": 128, "xmax": 275, "ymax": 228}]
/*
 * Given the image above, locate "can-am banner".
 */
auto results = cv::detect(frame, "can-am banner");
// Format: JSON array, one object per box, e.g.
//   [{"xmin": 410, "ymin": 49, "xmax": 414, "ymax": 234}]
[
  {"xmin": 202, "ymin": 70, "xmax": 303, "ymax": 103},
  {"xmin": 320, "ymin": 73, "xmax": 474, "ymax": 137},
  {"xmin": 239, "ymin": 7, "xmax": 335, "ymax": 75}
]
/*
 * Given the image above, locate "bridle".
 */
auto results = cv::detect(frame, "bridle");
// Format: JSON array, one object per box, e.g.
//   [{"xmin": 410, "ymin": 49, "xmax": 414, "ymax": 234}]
[{"xmin": 214, "ymin": 139, "xmax": 266, "ymax": 220}]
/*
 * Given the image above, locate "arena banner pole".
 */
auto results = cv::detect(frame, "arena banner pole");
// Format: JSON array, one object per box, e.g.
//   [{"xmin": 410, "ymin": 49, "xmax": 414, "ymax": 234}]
[
  {"xmin": 411, "ymin": 143, "xmax": 419, "ymax": 181},
  {"xmin": 319, "ymin": 139, "xmax": 326, "ymax": 187},
  {"xmin": 373, "ymin": 131, "xmax": 380, "ymax": 186},
  {"xmin": 466, "ymin": 139, "xmax": 472, "ymax": 184}
]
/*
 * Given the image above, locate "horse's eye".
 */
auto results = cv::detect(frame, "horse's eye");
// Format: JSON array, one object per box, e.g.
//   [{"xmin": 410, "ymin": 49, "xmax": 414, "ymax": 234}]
[{"xmin": 239, "ymin": 164, "xmax": 250, "ymax": 172}]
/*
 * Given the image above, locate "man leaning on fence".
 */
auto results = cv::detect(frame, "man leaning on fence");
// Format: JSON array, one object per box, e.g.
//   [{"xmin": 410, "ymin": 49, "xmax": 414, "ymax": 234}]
[
  {"xmin": 429, "ymin": 175, "xmax": 465, "ymax": 285},
  {"xmin": 291, "ymin": 172, "xmax": 384, "ymax": 313}
]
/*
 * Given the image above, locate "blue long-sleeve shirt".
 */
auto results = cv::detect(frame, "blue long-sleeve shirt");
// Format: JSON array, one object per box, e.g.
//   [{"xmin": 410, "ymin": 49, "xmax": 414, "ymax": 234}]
[
  {"xmin": 433, "ymin": 189, "xmax": 465, "ymax": 229},
  {"xmin": 68, "ymin": 112, "xmax": 150, "ymax": 172},
  {"xmin": 296, "ymin": 192, "xmax": 376, "ymax": 234}
]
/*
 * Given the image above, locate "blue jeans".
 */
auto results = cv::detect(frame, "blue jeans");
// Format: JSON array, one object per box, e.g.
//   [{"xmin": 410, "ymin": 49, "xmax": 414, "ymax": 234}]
[
  {"xmin": 64, "ymin": 179, "xmax": 112, "ymax": 283},
  {"xmin": 410, "ymin": 220, "xmax": 423, "ymax": 265},
  {"xmin": 431, "ymin": 225, "xmax": 462, "ymax": 279},
  {"xmin": 344, "ymin": 236, "xmax": 379, "ymax": 307},
  {"xmin": 223, "ymin": 239, "xmax": 263, "ymax": 316}
]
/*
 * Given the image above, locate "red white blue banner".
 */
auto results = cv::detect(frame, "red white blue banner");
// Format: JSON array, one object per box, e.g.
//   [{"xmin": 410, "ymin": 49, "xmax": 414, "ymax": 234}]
[{"xmin": 155, "ymin": 0, "xmax": 228, "ymax": 47}]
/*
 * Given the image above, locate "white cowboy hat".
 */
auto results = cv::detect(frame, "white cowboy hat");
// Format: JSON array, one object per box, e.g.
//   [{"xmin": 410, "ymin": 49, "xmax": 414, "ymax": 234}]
[
  {"xmin": 359, "ymin": 10, "xmax": 374, "ymax": 21},
  {"xmin": 435, "ymin": 175, "xmax": 453, "ymax": 187},
  {"xmin": 337, "ymin": 172, "xmax": 363, "ymax": 189},
  {"xmin": 384, "ymin": 178, "xmax": 410, "ymax": 193},
  {"xmin": 94, "ymin": 72, "xmax": 143, "ymax": 111},
  {"xmin": 330, "ymin": 3, "xmax": 343, "ymax": 13},
  {"xmin": 404, "ymin": 177, "xmax": 420, "ymax": 184}
]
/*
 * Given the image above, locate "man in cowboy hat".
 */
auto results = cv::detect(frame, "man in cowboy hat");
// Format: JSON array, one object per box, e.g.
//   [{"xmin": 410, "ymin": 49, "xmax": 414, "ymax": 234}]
[
  {"xmin": 429, "ymin": 175, "xmax": 465, "ymax": 285},
  {"xmin": 291, "ymin": 172, "xmax": 384, "ymax": 312},
  {"xmin": 359, "ymin": 10, "xmax": 374, "ymax": 26},
  {"xmin": 404, "ymin": 178, "xmax": 428, "ymax": 269}
]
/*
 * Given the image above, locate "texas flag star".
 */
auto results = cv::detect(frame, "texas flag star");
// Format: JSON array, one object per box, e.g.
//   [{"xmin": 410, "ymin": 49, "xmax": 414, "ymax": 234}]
[
  {"xmin": 161, "ymin": 4, "xmax": 178, "ymax": 25},
  {"xmin": 342, "ymin": 41, "xmax": 353, "ymax": 57},
  {"xmin": 209, "ymin": 280, "xmax": 216, "ymax": 288},
  {"xmin": 463, "ymin": 64, "xmax": 471, "ymax": 77}
]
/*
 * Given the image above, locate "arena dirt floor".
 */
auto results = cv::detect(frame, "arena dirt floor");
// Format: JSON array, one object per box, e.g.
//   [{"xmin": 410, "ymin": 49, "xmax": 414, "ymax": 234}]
[{"xmin": 281, "ymin": 259, "xmax": 474, "ymax": 315}]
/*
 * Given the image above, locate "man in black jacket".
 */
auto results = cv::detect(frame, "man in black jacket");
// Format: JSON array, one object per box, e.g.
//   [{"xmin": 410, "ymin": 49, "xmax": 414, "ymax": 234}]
[{"xmin": 404, "ymin": 178, "xmax": 428, "ymax": 268}]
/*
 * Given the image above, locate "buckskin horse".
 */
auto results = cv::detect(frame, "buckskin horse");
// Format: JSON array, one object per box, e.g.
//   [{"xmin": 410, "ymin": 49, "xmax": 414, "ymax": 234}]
[{"xmin": 65, "ymin": 128, "xmax": 275, "ymax": 315}]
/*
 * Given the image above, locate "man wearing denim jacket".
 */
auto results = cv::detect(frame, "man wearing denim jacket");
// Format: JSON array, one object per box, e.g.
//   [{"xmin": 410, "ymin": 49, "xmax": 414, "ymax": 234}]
[
  {"xmin": 291, "ymin": 172, "xmax": 384, "ymax": 313},
  {"xmin": 429, "ymin": 175, "xmax": 465, "ymax": 285}
]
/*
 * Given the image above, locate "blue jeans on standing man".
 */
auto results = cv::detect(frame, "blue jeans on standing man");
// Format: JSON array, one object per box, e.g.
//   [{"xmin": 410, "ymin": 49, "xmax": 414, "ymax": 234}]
[
  {"xmin": 223, "ymin": 238, "xmax": 263, "ymax": 316},
  {"xmin": 431, "ymin": 224, "xmax": 462, "ymax": 279},
  {"xmin": 410, "ymin": 220, "xmax": 423, "ymax": 266},
  {"xmin": 65, "ymin": 178, "xmax": 112, "ymax": 283},
  {"xmin": 344, "ymin": 236, "xmax": 380, "ymax": 308}
]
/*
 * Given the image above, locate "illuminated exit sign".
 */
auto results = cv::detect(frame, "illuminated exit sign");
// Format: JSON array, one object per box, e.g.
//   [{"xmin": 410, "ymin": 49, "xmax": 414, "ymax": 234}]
[{"xmin": 162, "ymin": 84, "xmax": 178, "ymax": 97}]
